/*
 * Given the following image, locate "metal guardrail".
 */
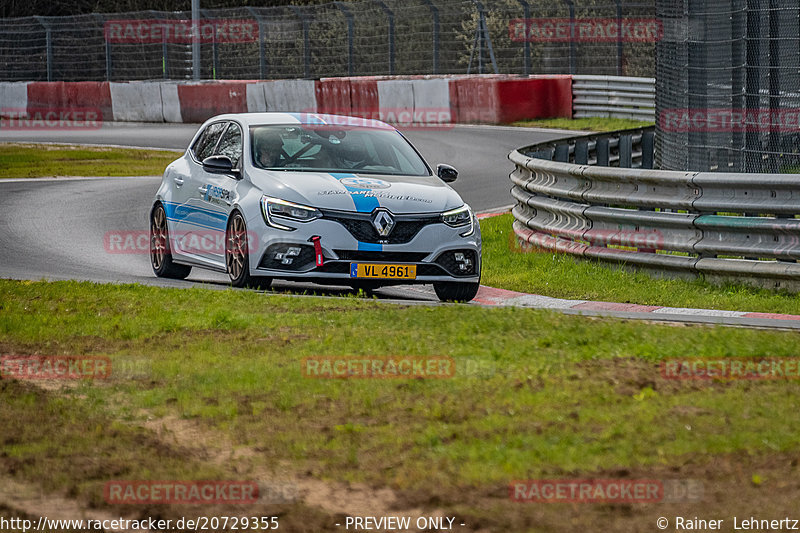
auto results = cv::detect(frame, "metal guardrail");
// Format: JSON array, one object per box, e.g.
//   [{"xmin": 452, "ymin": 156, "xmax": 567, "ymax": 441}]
[
  {"xmin": 572, "ymin": 75, "xmax": 655, "ymax": 122},
  {"xmin": 509, "ymin": 127, "xmax": 800, "ymax": 291}
]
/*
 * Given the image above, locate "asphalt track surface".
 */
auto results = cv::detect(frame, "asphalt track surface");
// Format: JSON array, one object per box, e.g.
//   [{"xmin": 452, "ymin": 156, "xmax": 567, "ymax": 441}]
[{"xmin": 2, "ymin": 123, "xmax": 798, "ymax": 330}]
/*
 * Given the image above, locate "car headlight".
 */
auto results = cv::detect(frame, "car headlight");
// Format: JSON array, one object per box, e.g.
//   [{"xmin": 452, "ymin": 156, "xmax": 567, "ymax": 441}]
[
  {"xmin": 441, "ymin": 205, "xmax": 475, "ymax": 237},
  {"xmin": 261, "ymin": 196, "xmax": 321, "ymax": 231}
]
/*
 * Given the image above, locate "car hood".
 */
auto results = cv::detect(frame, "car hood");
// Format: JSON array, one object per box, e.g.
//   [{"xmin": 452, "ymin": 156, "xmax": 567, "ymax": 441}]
[{"xmin": 247, "ymin": 170, "xmax": 465, "ymax": 214}]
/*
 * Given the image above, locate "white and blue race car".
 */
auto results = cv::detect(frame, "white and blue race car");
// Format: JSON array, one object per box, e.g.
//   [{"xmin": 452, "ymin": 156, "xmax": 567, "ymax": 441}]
[{"xmin": 150, "ymin": 113, "xmax": 481, "ymax": 301}]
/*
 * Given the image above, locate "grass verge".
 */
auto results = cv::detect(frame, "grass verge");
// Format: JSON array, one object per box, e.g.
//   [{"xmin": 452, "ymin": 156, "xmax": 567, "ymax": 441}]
[
  {"xmin": 0, "ymin": 143, "xmax": 179, "ymax": 179},
  {"xmin": 2, "ymin": 280, "xmax": 800, "ymax": 530},
  {"xmin": 480, "ymin": 214, "xmax": 800, "ymax": 315},
  {"xmin": 511, "ymin": 117, "xmax": 654, "ymax": 132}
]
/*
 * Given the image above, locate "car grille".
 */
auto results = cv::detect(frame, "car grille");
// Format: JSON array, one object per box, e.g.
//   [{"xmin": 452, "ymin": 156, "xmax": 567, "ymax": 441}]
[
  {"xmin": 333, "ymin": 250, "xmax": 430, "ymax": 262},
  {"xmin": 320, "ymin": 209, "xmax": 441, "ymax": 245}
]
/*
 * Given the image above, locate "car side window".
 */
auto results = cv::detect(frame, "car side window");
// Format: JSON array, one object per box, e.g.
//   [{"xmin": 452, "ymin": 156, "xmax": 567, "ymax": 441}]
[
  {"xmin": 215, "ymin": 123, "xmax": 243, "ymax": 169},
  {"xmin": 192, "ymin": 122, "xmax": 227, "ymax": 162}
]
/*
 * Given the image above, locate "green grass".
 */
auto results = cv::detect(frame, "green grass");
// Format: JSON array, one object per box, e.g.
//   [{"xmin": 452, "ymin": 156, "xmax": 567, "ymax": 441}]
[
  {"xmin": 2, "ymin": 280, "xmax": 800, "ymax": 489},
  {"xmin": 0, "ymin": 143, "xmax": 180, "ymax": 179},
  {"xmin": 481, "ymin": 214, "xmax": 800, "ymax": 315},
  {"xmin": 3, "ymin": 279, "xmax": 800, "ymax": 528},
  {"xmin": 511, "ymin": 117, "xmax": 654, "ymax": 132}
]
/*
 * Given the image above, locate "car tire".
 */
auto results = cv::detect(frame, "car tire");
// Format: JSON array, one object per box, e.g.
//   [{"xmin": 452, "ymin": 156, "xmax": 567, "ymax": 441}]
[
  {"xmin": 150, "ymin": 203, "xmax": 192, "ymax": 280},
  {"xmin": 226, "ymin": 211, "xmax": 271, "ymax": 289},
  {"xmin": 433, "ymin": 281, "xmax": 480, "ymax": 302}
]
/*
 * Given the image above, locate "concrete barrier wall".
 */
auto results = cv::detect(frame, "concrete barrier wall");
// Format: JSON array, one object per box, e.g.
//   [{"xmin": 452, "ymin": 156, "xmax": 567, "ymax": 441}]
[
  {"xmin": 263, "ymin": 80, "xmax": 317, "ymax": 113},
  {"xmin": 3, "ymin": 75, "xmax": 574, "ymax": 125},
  {"xmin": 0, "ymin": 82, "xmax": 29, "ymax": 117},
  {"xmin": 109, "ymin": 82, "xmax": 164, "ymax": 122},
  {"xmin": 26, "ymin": 81, "xmax": 113, "ymax": 122}
]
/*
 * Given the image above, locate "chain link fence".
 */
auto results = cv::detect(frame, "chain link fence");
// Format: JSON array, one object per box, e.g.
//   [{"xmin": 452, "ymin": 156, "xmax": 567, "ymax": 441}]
[
  {"xmin": 0, "ymin": 0, "xmax": 656, "ymax": 82},
  {"xmin": 656, "ymin": 0, "xmax": 800, "ymax": 173}
]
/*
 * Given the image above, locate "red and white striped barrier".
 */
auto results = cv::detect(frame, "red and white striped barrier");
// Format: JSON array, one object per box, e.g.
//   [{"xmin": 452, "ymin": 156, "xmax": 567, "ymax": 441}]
[{"xmin": 0, "ymin": 75, "xmax": 573, "ymax": 126}]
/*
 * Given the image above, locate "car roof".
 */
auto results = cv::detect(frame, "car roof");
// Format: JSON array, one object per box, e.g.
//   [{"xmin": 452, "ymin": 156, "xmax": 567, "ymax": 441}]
[{"xmin": 210, "ymin": 112, "xmax": 396, "ymax": 130}]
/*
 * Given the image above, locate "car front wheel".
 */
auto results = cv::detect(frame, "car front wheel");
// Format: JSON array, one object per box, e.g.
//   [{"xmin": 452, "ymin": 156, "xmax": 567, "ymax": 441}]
[
  {"xmin": 226, "ymin": 211, "xmax": 271, "ymax": 289},
  {"xmin": 433, "ymin": 281, "xmax": 480, "ymax": 302},
  {"xmin": 150, "ymin": 203, "xmax": 192, "ymax": 279}
]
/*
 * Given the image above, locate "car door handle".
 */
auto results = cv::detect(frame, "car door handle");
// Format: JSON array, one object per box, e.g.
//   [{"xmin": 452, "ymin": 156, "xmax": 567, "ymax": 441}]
[
  {"xmin": 173, "ymin": 176, "xmax": 184, "ymax": 186},
  {"xmin": 198, "ymin": 185, "xmax": 208, "ymax": 195}
]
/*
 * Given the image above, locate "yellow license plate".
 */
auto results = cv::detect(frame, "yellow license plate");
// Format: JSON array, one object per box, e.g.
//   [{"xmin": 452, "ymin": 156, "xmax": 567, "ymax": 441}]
[{"xmin": 350, "ymin": 263, "xmax": 417, "ymax": 279}]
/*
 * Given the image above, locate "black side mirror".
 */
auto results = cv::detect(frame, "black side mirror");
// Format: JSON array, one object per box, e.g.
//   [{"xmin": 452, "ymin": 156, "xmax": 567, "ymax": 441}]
[
  {"xmin": 437, "ymin": 163, "xmax": 458, "ymax": 183},
  {"xmin": 202, "ymin": 155, "xmax": 239, "ymax": 177}
]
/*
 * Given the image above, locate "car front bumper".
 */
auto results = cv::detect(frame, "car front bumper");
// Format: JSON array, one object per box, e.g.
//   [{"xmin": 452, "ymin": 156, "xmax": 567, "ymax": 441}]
[{"xmin": 247, "ymin": 212, "xmax": 481, "ymax": 285}]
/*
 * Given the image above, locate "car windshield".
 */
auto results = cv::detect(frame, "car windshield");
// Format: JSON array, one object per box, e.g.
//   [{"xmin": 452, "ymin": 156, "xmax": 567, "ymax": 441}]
[{"xmin": 250, "ymin": 124, "xmax": 430, "ymax": 176}]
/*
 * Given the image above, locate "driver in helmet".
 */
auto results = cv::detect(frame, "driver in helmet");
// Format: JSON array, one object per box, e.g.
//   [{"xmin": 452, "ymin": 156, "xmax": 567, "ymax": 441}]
[{"xmin": 254, "ymin": 130, "xmax": 285, "ymax": 168}]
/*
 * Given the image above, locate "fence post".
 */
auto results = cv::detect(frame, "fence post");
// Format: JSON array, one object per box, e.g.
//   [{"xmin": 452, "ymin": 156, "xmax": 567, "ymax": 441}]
[
  {"xmin": 745, "ymin": 0, "xmax": 761, "ymax": 172},
  {"xmin": 287, "ymin": 6, "xmax": 311, "ymax": 78},
  {"xmin": 93, "ymin": 14, "xmax": 111, "ymax": 81},
  {"xmin": 247, "ymin": 7, "xmax": 268, "ymax": 79},
  {"xmin": 373, "ymin": 0, "xmax": 395, "ymax": 75},
  {"xmin": 201, "ymin": 10, "xmax": 219, "ymax": 79},
  {"xmin": 148, "ymin": 12, "xmax": 170, "ymax": 79},
  {"xmin": 334, "ymin": 2, "xmax": 355, "ymax": 76},
  {"xmin": 192, "ymin": 0, "xmax": 200, "ymax": 80},
  {"xmin": 730, "ymin": 0, "xmax": 746, "ymax": 171},
  {"xmin": 562, "ymin": 0, "xmax": 576, "ymax": 75},
  {"xmin": 34, "ymin": 16, "xmax": 53, "ymax": 81},
  {"xmin": 516, "ymin": 0, "xmax": 530, "ymax": 76},
  {"xmin": 468, "ymin": 1, "xmax": 498, "ymax": 74},
  {"xmin": 480, "ymin": 7, "xmax": 499, "ymax": 74},
  {"xmin": 767, "ymin": 0, "xmax": 781, "ymax": 172},
  {"xmin": 421, "ymin": 0, "xmax": 440, "ymax": 74}
]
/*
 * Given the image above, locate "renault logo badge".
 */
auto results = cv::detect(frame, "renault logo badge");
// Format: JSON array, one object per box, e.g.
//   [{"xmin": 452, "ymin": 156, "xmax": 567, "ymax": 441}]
[{"xmin": 372, "ymin": 209, "xmax": 395, "ymax": 237}]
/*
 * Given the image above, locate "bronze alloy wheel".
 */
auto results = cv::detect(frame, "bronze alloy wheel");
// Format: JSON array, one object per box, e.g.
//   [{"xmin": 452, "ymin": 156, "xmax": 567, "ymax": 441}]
[
  {"xmin": 226, "ymin": 212, "xmax": 248, "ymax": 282},
  {"xmin": 149, "ymin": 203, "xmax": 192, "ymax": 279},
  {"xmin": 225, "ymin": 211, "xmax": 271, "ymax": 289},
  {"xmin": 150, "ymin": 205, "xmax": 167, "ymax": 271}
]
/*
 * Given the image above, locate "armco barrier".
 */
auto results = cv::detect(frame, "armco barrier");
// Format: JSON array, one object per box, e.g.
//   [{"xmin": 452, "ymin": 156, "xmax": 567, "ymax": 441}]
[
  {"xmin": 510, "ymin": 127, "xmax": 800, "ymax": 291},
  {"xmin": 572, "ymin": 75, "xmax": 655, "ymax": 121}
]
